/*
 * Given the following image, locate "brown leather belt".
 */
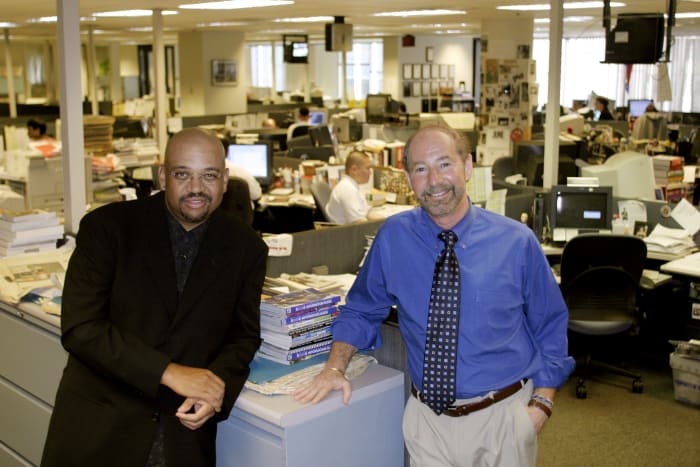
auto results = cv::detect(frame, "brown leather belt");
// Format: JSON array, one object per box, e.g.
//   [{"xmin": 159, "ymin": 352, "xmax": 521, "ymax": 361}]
[{"xmin": 411, "ymin": 379, "xmax": 527, "ymax": 417}]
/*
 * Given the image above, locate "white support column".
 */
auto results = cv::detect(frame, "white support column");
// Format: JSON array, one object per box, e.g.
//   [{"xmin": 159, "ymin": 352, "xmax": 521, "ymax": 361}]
[
  {"xmin": 341, "ymin": 50, "xmax": 348, "ymax": 107},
  {"xmin": 86, "ymin": 26, "xmax": 98, "ymax": 115},
  {"xmin": 542, "ymin": 0, "xmax": 564, "ymax": 190},
  {"xmin": 152, "ymin": 9, "xmax": 168, "ymax": 157},
  {"xmin": 3, "ymin": 29, "xmax": 17, "ymax": 118},
  {"xmin": 57, "ymin": 0, "xmax": 86, "ymax": 234},
  {"xmin": 270, "ymin": 40, "xmax": 277, "ymax": 101}
]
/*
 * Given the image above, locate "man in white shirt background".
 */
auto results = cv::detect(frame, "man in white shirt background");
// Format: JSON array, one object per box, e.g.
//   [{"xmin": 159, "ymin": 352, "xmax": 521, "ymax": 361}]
[{"xmin": 326, "ymin": 151, "xmax": 371, "ymax": 224}]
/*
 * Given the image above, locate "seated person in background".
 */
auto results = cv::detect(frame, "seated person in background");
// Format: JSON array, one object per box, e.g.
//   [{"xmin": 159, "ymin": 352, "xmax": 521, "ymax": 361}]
[
  {"xmin": 262, "ymin": 118, "xmax": 277, "ymax": 128},
  {"xmin": 27, "ymin": 118, "xmax": 53, "ymax": 141},
  {"xmin": 326, "ymin": 151, "xmax": 371, "ymax": 224},
  {"xmin": 297, "ymin": 106, "xmax": 311, "ymax": 123},
  {"xmin": 225, "ymin": 161, "xmax": 262, "ymax": 202},
  {"xmin": 631, "ymin": 104, "xmax": 668, "ymax": 141},
  {"xmin": 594, "ymin": 96, "xmax": 614, "ymax": 121}
]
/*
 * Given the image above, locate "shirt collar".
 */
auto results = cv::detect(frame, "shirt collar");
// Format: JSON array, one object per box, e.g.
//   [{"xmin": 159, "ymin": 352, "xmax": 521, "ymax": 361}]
[{"xmin": 417, "ymin": 197, "xmax": 475, "ymax": 249}]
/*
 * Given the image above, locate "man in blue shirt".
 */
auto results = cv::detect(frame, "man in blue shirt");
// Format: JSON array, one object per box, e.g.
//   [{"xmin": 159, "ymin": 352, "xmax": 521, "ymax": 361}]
[{"xmin": 294, "ymin": 125, "xmax": 574, "ymax": 466}]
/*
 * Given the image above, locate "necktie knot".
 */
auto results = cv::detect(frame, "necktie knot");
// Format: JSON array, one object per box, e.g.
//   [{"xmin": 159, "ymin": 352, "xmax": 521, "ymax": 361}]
[{"xmin": 439, "ymin": 230, "xmax": 458, "ymax": 249}]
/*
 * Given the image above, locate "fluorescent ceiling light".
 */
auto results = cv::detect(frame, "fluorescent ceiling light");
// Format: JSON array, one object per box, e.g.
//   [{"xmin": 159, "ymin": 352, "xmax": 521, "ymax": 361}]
[
  {"xmin": 498, "ymin": 2, "xmax": 624, "ymax": 11},
  {"xmin": 274, "ymin": 16, "xmax": 333, "ymax": 23},
  {"xmin": 92, "ymin": 10, "xmax": 178, "ymax": 18},
  {"xmin": 0, "ymin": 22, "xmax": 18, "ymax": 28},
  {"xmin": 675, "ymin": 12, "xmax": 700, "ymax": 19},
  {"xmin": 534, "ymin": 16, "xmax": 594, "ymax": 23},
  {"xmin": 197, "ymin": 21, "xmax": 248, "ymax": 27},
  {"xmin": 373, "ymin": 9, "xmax": 466, "ymax": 18},
  {"xmin": 179, "ymin": 1, "xmax": 293, "ymax": 10},
  {"xmin": 28, "ymin": 16, "xmax": 96, "ymax": 23}
]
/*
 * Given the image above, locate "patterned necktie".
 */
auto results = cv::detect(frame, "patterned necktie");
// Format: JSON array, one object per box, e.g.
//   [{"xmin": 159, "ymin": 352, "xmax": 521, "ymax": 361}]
[{"xmin": 421, "ymin": 230, "xmax": 461, "ymax": 414}]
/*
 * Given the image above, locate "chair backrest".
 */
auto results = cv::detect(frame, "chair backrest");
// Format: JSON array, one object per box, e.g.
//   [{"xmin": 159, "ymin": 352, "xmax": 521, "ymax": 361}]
[
  {"xmin": 560, "ymin": 234, "xmax": 646, "ymax": 322},
  {"xmin": 219, "ymin": 176, "xmax": 253, "ymax": 225},
  {"xmin": 287, "ymin": 123, "xmax": 311, "ymax": 141},
  {"xmin": 310, "ymin": 181, "xmax": 333, "ymax": 222}
]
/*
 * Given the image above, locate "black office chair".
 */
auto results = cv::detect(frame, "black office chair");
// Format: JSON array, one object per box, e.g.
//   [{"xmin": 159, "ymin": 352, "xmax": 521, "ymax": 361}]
[
  {"xmin": 219, "ymin": 177, "xmax": 254, "ymax": 226},
  {"xmin": 560, "ymin": 234, "xmax": 646, "ymax": 399},
  {"xmin": 309, "ymin": 181, "xmax": 335, "ymax": 224}
]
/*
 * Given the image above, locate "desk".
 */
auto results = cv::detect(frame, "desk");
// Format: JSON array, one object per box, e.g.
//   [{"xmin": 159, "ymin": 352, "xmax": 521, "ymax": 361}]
[
  {"xmin": 542, "ymin": 243, "xmax": 693, "ymax": 263},
  {"xmin": 367, "ymin": 203, "xmax": 414, "ymax": 221},
  {"xmin": 659, "ymin": 252, "xmax": 700, "ymax": 339},
  {"xmin": 256, "ymin": 193, "xmax": 316, "ymax": 233},
  {"xmin": 217, "ymin": 364, "xmax": 405, "ymax": 467}
]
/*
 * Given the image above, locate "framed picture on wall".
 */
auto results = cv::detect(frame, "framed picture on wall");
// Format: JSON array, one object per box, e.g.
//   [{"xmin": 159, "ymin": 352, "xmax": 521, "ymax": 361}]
[
  {"xmin": 422, "ymin": 64, "xmax": 431, "ymax": 79},
  {"xmin": 412, "ymin": 64, "xmax": 422, "ymax": 79},
  {"xmin": 412, "ymin": 81, "xmax": 421, "ymax": 97},
  {"xmin": 211, "ymin": 59, "xmax": 238, "ymax": 86},
  {"xmin": 403, "ymin": 64, "xmax": 413, "ymax": 79}
]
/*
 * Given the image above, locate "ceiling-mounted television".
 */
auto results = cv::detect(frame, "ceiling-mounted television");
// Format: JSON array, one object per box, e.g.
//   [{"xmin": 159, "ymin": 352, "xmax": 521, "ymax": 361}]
[
  {"xmin": 284, "ymin": 34, "xmax": 309, "ymax": 64},
  {"xmin": 604, "ymin": 13, "xmax": 664, "ymax": 64}
]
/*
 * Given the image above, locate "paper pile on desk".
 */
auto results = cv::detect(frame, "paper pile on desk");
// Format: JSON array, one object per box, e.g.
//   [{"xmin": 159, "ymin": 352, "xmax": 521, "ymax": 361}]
[{"xmin": 644, "ymin": 224, "xmax": 696, "ymax": 255}]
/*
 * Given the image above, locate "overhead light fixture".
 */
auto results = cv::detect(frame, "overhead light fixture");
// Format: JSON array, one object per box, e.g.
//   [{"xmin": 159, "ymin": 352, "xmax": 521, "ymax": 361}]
[
  {"xmin": 674, "ymin": 12, "xmax": 700, "ymax": 19},
  {"xmin": 534, "ymin": 16, "xmax": 594, "ymax": 23},
  {"xmin": 179, "ymin": 1, "xmax": 293, "ymax": 10},
  {"xmin": 92, "ymin": 10, "xmax": 178, "ymax": 18},
  {"xmin": 0, "ymin": 22, "xmax": 18, "ymax": 28},
  {"xmin": 497, "ymin": 2, "xmax": 625, "ymax": 11},
  {"xmin": 197, "ymin": 21, "xmax": 248, "ymax": 27},
  {"xmin": 373, "ymin": 9, "xmax": 466, "ymax": 18},
  {"xmin": 28, "ymin": 16, "xmax": 97, "ymax": 23},
  {"xmin": 274, "ymin": 16, "xmax": 333, "ymax": 23}
]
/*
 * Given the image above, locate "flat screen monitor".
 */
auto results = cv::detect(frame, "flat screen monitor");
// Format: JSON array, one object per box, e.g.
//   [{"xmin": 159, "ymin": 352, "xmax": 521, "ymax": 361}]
[
  {"xmin": 580, "ymin": 150, "xmax": 656, "ymax": 200},
  {"xmin": 309, "ymin": 110, "xmax": 326, "ymax": 125},
  {"xmin": 628, "ymin": 99, "xmax": 653, "ymax": 118},
  {"xmin": 550, "ymin": 185, "xmax": 613, "ymax": 241},
  {"xmin": 366, "ymin": 94, "xmax": 391, "ymax": 124},
  {"xmin": 308, "ymin": 125, "xmax": 335, "ymax": 147},
  {"xmin": 226, "ymin": 142, "xmax": 273, "ymax": 187}
]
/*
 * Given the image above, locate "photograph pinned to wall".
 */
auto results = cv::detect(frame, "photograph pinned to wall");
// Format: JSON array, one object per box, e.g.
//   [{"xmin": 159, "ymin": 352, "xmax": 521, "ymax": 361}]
[
  {"xmin": 516, "ymin": 44, "xmax": 530, "ymax": 59},
  {"xmin": 634, "ymin": 221, "xmax": 649, "ymax": 238},
  {"xmin": 403, "ymin": 64, "xmax": 413, "ymax": 79},
  {"xmin": 211, "ymin": 59, "xmax": 238, "ymax": 86},
  {"xmin": 520, "ymin": 82, "xmax": 530, "ymax": 106},
  {"xmin": 484, "ymin": 59, "xmax": 499, "ymax": 84}
]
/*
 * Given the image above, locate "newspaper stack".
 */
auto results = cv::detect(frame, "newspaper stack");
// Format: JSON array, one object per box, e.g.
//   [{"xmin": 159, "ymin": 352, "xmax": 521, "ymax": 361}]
[
  {"xmin": 257, "ymin": 288, "xmax": 341, "ymax": 365},
  {"xmin": 0, "ymin": 209, "xmax": 63, "ymax": 258}
]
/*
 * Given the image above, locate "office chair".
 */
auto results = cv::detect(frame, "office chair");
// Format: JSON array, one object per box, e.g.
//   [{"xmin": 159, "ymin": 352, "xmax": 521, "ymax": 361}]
[
  {"xmin": 309, "ymin": 181, "xmax": 334, "ymax": 224},
  {"xmin": 286, "ymin": 123, "xmax": 311, "ymax": 141},
  {"xmin": 219, "ymin": 177, "xmax": 254, "ymax": 226},
  {"xmin": 560, "ymin": 234, "xmax": 646, "ymax": 399}
]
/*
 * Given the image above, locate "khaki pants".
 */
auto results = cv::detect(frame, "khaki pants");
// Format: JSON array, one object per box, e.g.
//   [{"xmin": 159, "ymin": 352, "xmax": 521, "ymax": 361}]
[{"xmin": 402, "ymin": 380, "xmax": 536, "ymax": 467}]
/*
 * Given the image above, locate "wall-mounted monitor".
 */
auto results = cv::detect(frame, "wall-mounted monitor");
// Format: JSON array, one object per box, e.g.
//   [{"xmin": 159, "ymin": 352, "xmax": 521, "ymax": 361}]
[
  {"xmin": 283, "ymin": 34, "xmax": 309, "ymax": 64},
  {"xmin": 604, "ymin": 13, "xmax": 664, "ymax": 64},
  {"xmin": 226, "ymin": 142, "xmax": 273, "ymax": 187}
]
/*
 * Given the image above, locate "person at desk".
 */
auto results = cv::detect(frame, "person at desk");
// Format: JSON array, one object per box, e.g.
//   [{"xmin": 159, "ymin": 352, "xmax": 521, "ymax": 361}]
[
  {"xmin": 26, "ymin": 118, "xmax": 53, "ymax": 141},
  {"xmin": 294, "ymin": 125, "xmax": 574, "ymax": 467},
  {"xmin": 42, "ymin": 128, "xmax": 268, "ymax": 467},
  {"xmin": 297, "ymin": 106, "xmax": 311, "ymax": 123},
  {"xmin": 325, "ymin": 151, "xmax": 371, "ymax": 224},
  {"xmin": 631, "ymin": 104, "xmax": 668, "ymax": 141},
  {"xmin": 594, "ymin": 96, "xmax": 614, "ymax": 121}
]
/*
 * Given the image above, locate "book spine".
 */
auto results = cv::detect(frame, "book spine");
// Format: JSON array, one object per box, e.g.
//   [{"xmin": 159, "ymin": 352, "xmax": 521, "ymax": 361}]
[
  {"xmin": 261, "ymin": 295, "xmax": 341, "ymax": 315},
  {"xmin": 288, "ymin": 340, "xmax": 332, "ymax": 361},
  {"xmin": 275, "ymin": 306, "xmax": 337, "ymax": 325}
]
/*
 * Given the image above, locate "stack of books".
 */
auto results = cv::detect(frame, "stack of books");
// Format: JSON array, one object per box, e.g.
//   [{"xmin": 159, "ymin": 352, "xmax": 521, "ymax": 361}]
[
  {"xmin": 652, "ymin": 155, "xmax": 686, "ymax": 202},
  {"xmin": 0, "ymin": 209, "xmax": 63, "ymax": 257},
  {"xmin": 257, "ymin": 288, "xmax": 341, "ymax": 365}
]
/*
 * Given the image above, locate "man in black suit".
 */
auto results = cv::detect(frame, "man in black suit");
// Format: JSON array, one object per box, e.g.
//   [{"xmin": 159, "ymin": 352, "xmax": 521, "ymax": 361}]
[{"xmin": 42, "ymin": 128, "xmax": 268, "ymax": 466}]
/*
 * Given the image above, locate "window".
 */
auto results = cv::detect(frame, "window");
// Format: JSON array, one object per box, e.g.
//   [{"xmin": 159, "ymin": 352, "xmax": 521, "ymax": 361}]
[
  {"xmin": 337, "ymin": 40, "xmax": 384, "ymax": 101},
  {"xmin": 248, "ymin": 42, "xmax": 285, "ymax": 93}
]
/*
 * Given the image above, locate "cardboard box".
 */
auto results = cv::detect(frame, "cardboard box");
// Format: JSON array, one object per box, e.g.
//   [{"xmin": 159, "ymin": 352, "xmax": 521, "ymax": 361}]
[{"xmin": 669, "ymin": 352, "xmax": 700, "ymax": 406}]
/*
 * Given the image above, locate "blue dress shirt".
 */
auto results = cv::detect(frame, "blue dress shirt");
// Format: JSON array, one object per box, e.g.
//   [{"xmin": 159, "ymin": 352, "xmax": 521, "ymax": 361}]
[{"xmin": 332, "ymin": 202, "xmax": 575, "ymax": 398}]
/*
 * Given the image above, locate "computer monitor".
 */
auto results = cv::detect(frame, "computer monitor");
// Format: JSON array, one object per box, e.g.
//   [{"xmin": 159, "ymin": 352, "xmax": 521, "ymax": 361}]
[
  {"xmin": 287, "ymin": 146, "xmax": 335, "ymax": 162},
  {"xmin": 580, "ymin": 150, "xmax": 657, "ymax": 200},
  {"xmin": 365, "ymin": 94, "xmax": 391, "ymax": 124},
  {"xmin": 549, "ymin": 185, "xmax": 613, "ymax": 242},
  {"xmin": 226, "ymin": 142, "xmax": 273, "ymax": 187},
  {"xmin": 309, "ymin": 110, "xmax": 326, "ymax": 125},
  {"xmin": 628, "ymin": 99, "xmax": 653, "ymax": 118},
  {"xmin": 513, "ymin": 141, "xmax": 579, "ymax": 187}
]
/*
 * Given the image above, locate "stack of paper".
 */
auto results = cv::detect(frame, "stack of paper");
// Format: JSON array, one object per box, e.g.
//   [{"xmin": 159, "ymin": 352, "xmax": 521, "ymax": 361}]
[
  {"xmin": 644, "ymin": 224, "xmax": 696, "ymax": 255},
  {"xmin": 257, "ymin": 288, "xmax": 341, "ymax": 365},
  {"xmin": 0, "ymin": 209, "xmax": 63, "ymax": 258}
]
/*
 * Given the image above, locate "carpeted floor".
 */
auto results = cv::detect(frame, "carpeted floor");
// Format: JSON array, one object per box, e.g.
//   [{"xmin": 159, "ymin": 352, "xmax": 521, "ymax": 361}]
[{"xmin": 537, "ymin": 356, "xmax": 700, "ymax": 467}]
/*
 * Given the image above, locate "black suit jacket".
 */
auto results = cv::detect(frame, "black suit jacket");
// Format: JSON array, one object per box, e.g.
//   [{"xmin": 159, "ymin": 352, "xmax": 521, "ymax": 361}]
[{"xmin": 42, "ymin": 192, "xmax": 267, "ymax": 467}]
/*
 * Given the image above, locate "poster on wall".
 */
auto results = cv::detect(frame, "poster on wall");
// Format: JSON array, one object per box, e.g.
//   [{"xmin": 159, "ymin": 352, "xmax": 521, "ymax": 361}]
[{"xmin": 211, "ymin": 60, "xmax": 238, "ymax": 86}]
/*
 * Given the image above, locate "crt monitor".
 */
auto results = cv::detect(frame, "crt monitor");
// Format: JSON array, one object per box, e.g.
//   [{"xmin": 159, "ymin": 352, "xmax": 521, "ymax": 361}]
[
  {"xmin": 226, "ymin": 142, "xmax": 273, "ymax": 187},
  {"xmin": 628, "ymin": 99, "xmax": 653, "ymax": 118},
  {"xmin": 580, "ymin": 150, "xmax": 657, "ymax": 200},
  {"xmin": 365, "ymin": 94, "xmax": 391, "ymax": 124},
  {"xmin": 549, "ymin": 185, "xmax": 613, "ymax": 241}
]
